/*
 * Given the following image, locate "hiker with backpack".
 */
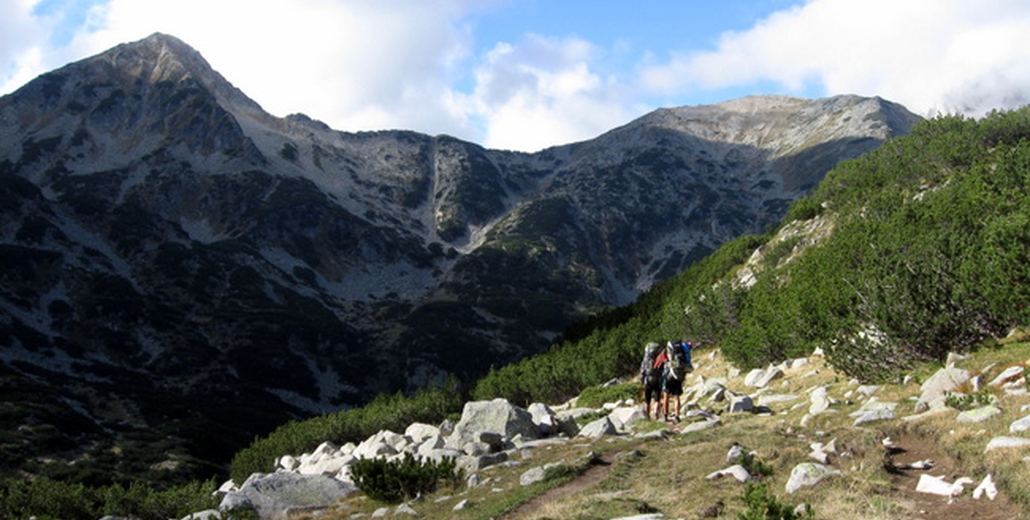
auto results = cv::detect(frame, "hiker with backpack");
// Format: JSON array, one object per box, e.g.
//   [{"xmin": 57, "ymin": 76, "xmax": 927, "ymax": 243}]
[
  {"xmin": 661, "ymin": 340, "xmax": 693, "ymax": 423},
  {"xmin": 639, "ymin": 342, "xmax": 664, "ymax": 420}
]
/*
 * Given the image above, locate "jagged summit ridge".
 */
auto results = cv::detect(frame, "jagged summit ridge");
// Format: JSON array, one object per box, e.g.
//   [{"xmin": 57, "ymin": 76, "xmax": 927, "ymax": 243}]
[
  {"xmin": 100, "ymin": 32, "xmax": 265, "ymax": 115},
  {"xmin": 629, "ymin": 94, "xmax": 920, "ymax": 154}
]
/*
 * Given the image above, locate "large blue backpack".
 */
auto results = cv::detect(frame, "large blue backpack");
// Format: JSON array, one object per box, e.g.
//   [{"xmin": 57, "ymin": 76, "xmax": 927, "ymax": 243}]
[{"xmin": 665, "ymin": 340, "xmax": 693, "ymax": 380}]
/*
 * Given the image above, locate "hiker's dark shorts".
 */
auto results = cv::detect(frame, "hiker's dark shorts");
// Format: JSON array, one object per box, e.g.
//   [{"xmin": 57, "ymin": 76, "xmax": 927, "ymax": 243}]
[
  {"xmin": 663, "ymin": 378, "xmax": 683, "ymax": 396},
  {"xmin": 643, "ymin": 381, "xmax": 662, "ymax": 402}
]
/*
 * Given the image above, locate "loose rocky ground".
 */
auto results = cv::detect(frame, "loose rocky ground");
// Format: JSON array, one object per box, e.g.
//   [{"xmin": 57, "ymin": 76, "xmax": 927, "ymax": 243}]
[{"xmin": 209, "ymin": 332, "xmax": 1030, "ymax": 520}]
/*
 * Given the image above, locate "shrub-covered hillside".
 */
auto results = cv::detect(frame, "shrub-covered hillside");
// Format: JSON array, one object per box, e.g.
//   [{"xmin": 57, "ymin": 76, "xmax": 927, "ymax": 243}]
[
  {"xmin": 473, "ymin": 106, "xmax": 1030, "ymax": 401},
  {"xmin": 225, "ymin": 107, "xmax": 1030, "ymax": 484}
]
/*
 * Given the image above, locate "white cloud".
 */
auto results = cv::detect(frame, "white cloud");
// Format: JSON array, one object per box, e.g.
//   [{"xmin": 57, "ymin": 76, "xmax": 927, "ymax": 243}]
[
  {"xmin": 466, "ymin": 34, "xmax": 633, "ymax": 151},
  {"xmin": 639, "ymin": 0, "xmax": 1030, "ymax": 117},
  {"xmin": 7, "ymin": 0, "xmax": 1030, "ymax": 153},
  {"xmin": 0, "ymin": 0, "xmax": 637, "ymax": 152},
  {"xmin": 0, "ymin": 0, "xmax": 57, "ymax": 94},
  {"xmin": 70, "ymin": 0, "xmax": 484, "ymax": 138}
]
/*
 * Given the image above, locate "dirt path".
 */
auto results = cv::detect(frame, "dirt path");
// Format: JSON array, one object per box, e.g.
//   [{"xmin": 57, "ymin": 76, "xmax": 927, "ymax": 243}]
[
  {"xmin": 886, "ymin": 434, "xmax": 1021, "ymax": 519},
  {"xmin": 496, "ymin": 451, "xmax": 618, "ymax": 520},
  {"xmin": 495, "ymin": 429, "xmax": 1025, "ymax": 520}
]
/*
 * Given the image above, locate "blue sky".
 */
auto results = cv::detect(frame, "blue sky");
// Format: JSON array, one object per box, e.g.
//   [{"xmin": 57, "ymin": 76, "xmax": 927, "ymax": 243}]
[{"xmin": 2, "ymin": 0, "xmax": 1029, "ymax": 151}]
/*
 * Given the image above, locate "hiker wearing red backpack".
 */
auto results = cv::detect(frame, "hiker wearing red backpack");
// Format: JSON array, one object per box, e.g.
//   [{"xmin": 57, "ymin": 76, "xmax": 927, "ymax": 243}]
[{"xmin": 661, "ymin": 340, "xmax": 694, "ymax": 423}]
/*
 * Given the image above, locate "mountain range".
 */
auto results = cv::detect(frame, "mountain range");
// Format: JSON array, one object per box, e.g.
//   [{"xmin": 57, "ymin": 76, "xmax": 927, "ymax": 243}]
[{"xmin": 0, "ymin": 33, "xmax": 920, "ymax": 481}]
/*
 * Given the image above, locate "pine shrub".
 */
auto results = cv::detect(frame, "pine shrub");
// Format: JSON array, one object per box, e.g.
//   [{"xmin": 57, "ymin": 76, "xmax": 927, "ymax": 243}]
[
  {"xmin": 738, "ymin": 482, "xmax": 813, "ymax": 520},
  {"xmin": 349, "ymin": 453, "xmax": 464, "ymax": 504}
]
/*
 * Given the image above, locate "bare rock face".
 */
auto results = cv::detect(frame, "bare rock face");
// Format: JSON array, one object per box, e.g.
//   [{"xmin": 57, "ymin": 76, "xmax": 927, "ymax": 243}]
[{"xmin": 219, "ymin": 473, "xmax": 356, "ymax": 520}]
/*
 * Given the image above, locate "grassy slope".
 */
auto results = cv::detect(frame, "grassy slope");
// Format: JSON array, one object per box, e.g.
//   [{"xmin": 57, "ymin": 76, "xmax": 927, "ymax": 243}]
[{"xmin": 312, "ymin": 334, "xmax": 1030, "ymax": 520}]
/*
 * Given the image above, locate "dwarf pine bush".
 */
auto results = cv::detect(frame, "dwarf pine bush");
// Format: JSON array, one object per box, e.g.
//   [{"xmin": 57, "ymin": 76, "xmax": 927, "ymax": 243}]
[{"xmin": 349, "ymin": 453, "xmax": 464, "ymax": 504}]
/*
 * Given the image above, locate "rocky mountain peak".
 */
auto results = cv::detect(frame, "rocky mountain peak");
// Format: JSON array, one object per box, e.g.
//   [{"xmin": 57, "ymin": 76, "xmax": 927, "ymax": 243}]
[{"xmin": 96, "ymin": 32, "xmax": 262, "ymax": 113}]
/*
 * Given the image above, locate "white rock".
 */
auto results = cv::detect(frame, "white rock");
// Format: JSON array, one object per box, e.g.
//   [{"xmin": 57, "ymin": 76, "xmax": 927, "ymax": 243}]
[
  {"xmin": 808, "ymin": 386, "xmax": 834, "ymax": 415},
  {"xmin": 680, "ymin": 418, "xmax": 721, "ymax": 434},
  {"xmin": 404, "ymin": 422, "xmax": 441, "ymax": 442},
  {"xmin": 608, "ymin": 406, "xmax": 647, "ymax": 431},
  {"xmin": 990, "ymin": 365, "xmax": 1026, "ymax": 387},
  {"xmin": 416, "ymin": 434, "xmax": 447, "ymax": 456},
  {"xmin": 311, "ymin": 441, "xmax": 338, "ymax": 460},
  {"xmin": 705, "ymin": 464, "xmax": 751, "ymax": 483},
  {"xmin": 298, "ymin": 453, "xmax": 353, "ymax": 477},
  {"xmin": 956, "ymin": 405, "xmax": 1002, "ymax": 423},
  {"xmin": 519, "ymin": 466, "xmax": 547, "ymax": 486},
  {"xmin": 809, "ymin": 443, "xmax": 831, "ymax": 464},
  {"xmin": 857, "ymin": 385, "xmax": 880, "ymax": 397},
  {"xmin": 946, "ymin": 352, "xmax": 968, "ymax": 368},
  {"xmin": 528, "ymin": 402, "xmax": 559, "ymax": 435},
  {"xmin": 217, "ymin": 480, "xmax": 237, "ymax": 494},
  {"xmin": 754, "ymin": 367, "xmax": 784, "ymax": 388},
  {"xmin": 785, "ymin": 462, "xmax": 841, "ymax": 494},
  {"xmin": 578, "ymin": 416, "xmax": 618, "ymax": 438},
  {"xmin": 726, "ymin": 444, "xmax": 745, "ymax": 464},
  {"xmin": 915, "ymin": 474, "xmax": 974, "ymax": 497},
  {"xmin": 853, "ymin": 408, "xmax": 894, "ymax": 425},
  {"xmin": 900, "ymin": 459, "xmax": 935, "ymax": 470},
  {"xmin": 278, "ymin": 454, "xmax": 299, "ymax": 471},
  {"xmin": 450, "ymin": 398, "xmax": 539, "ymax": 445},
  {"xmin": 179, "ymin": 509, "xmax": 221, "ymax": 520},
  {"xmin": 973, "ymin": 474, "xmax": 998, "ymax": 500},
  {"xmin": 1010, "ymin": 414, "xmax": 1030, "ymax": 433},
  {"xmin": 395, "ymin": 503, "xmax": 419, "ymax": 516},
  {"xmin": 219, "ymin": 472, "xmax": 356, "ymax": 519},
  {"xmin": 728, "ymin": 393, "xmax": 754, "ymax": 413},
  {"xmin": 985, "ymin": 436, "xmax": 1030, "ymax": 452},
  {"xmin": 917, "ymin": 367, "xmax": 971, "ymax": 410},
  {"xmin": 744, "ymin": 369, "xmax": 766, "ymax": 387}
]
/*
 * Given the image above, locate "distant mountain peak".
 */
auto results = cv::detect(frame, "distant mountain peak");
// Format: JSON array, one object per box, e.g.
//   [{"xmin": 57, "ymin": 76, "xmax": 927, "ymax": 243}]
[
  {"xmin": 87, "ymin": 32, "xmax": 265, "ymax": 116},
  {"xmin": 99, "ymin": 32, "xmax": 210, "ymax": 83}
]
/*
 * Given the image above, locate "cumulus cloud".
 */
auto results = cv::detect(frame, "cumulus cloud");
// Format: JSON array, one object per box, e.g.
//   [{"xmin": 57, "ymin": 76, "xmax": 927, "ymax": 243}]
[
  {"xmin": 0, "ymin": 0, "xmax": 640, "ymax": 151},
  {"xmin": 0, "ymin": 0, "xmax": 58, "ymax": 94},
  {"xmin": 465, "ymin": 34, "xmax": 634, "ymax": 151},
  {"xmin": 71, "ymin": 0, "xmax": 484, "ymax": 139},
  {"xmin": 639, "ymin": 0, "xmax": 1030, "ymax": 117}
]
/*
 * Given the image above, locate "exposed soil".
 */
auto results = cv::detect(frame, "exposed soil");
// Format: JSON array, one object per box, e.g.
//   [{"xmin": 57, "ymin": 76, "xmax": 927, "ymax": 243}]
[
  {"xmin": 496, "ymin": 451, "xmax": 618, "ymax": 520},
  {"xmin": 886, "ymin": 433, "xmax": 1022, "ymax": 519},
  {"xmin": 496, "ymin": 429, "xmax": 1025, "ymax": 520}
]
